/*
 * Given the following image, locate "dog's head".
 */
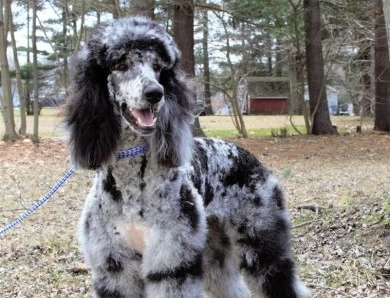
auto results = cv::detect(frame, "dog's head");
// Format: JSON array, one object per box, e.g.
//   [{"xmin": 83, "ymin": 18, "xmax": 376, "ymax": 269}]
[
  {"xmin": 108, "ymin": 49, "xmax": 165, "ymax": 135},
  {"xmin": 65, "ymin": 17, "xmax": 194, "ymax": 169}
]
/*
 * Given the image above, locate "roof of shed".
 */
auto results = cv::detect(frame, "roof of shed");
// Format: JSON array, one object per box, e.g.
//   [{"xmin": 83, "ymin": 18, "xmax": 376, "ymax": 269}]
[
  {"xmin": 250, "ymin": 96, "xmax": 288, "ymax": 99},
  {"xmin": 238, "ymin": 76, "xmax": 290, "ymax": 98}
]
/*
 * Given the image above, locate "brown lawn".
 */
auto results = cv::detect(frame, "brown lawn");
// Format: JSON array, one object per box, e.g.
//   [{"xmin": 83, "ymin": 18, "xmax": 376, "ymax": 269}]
[{"xmin": 0, "ymin": 114, "xmax": 389, "ymax": 297}]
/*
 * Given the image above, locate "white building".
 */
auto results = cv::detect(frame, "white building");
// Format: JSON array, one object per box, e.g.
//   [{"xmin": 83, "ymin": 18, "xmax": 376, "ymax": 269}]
[{"xmin": 304, "ymin": 85, "xmax": 339, "ymax": 115}]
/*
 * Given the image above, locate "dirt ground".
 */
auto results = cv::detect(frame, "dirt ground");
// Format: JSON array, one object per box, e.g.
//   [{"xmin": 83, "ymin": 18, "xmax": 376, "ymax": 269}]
[{"xmin": 0, "ymin": 132, "xmax": 389, "ymax": 297}]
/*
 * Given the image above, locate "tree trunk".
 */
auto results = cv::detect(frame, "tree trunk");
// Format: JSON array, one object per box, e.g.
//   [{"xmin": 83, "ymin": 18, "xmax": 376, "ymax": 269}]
[
  {"xmin": 382, "ymin": 0, "xmax": 390, "ymax": 52},
  {"xmin": 62, "ymin": 0, "xmax": 69, "ymax": 93},
  {"xmin": 289, "ymin": 0, "xmax": 306, "ymax": 118},
  {"xmin": 304, "ymin": 0, "xmax": 337, "ymax": 135},
  {"xmin": 275, "ymin": 38, "xmax": 283, "ymax": 77},
  {"xmin": 75, "ymin": 0, "xmax": 85, "ymax": 52},
  {"xmin": 8, "ymin": 0, "xmax": 27, "ymax": 135},
  {"xmin": 240, "ymin": 23, "xmax": 248, "ymax": 74},
  {"xmin": 172, "ymin": 0, "xmax": 205, "ymax": 137},
  {"xmin": 232, "ymin": 83, "xmax": 247, "ymax": 138},
  {"xmin": 26, "ymin": 1, "xmax": 32, "ymax": 115},
  {"xmin": 32, "ymin": 0, "xmax": 39, "ymax": 143},
  {"xmin": 132, "ymin": 0, "xmax": 155, "ymax": 19},
  {"xmin": 357, "ymin": 39, "xmax": 373, "ymax": 116},
  {"xmin": 0, "ymin": 0, "xmax": 17, "ymax": 141},
  {"xmin": 173, "ymin": 0, "xmax": 195, "ymax": 76},
  {"xmin": 361, "ymin": 73, "xmax": 372, "ymax": 116},
  {"xmin": 71, "ymin": 11, "xmax": 78, "ymax": 50},
  {"xmin": 275, "ymin": 38, "xmax": 283, "ymax": 94},
  {"xmin": 111, "ymin": 0, "xmax": 121, "ymax": 19},
  {"xmin": 202, "ymin": 7, "xmax": 212, "ymax": 115},
  {"xmin": 375, "ymin": 0, "xmax": 390, "ymax": 131},
  {"xmin": 288, "ymin": 51, "xmax": 298, "ymax": 114},
  {"xmin": 266, "ymin": 33, "xmax": 273, "ymax": 77}
]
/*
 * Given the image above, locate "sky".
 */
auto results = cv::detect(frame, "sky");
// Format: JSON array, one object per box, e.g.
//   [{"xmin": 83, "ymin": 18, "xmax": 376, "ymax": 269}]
[
  {"xmin": 7, "ymin": 2, "xmax": 241, "ymax": 72},
  {"xmin": 9, "ymin": 2, "xmax": 111, "ymax": 67},
  {"xmin": 10, "ymin": 2, "xmax": 56, "ymax": 67}
]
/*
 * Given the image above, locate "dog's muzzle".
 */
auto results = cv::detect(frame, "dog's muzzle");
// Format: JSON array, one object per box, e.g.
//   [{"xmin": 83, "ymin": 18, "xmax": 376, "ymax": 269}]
[
  {"xmin": 122, "ymin": 104, "xmax": 157, "ymax": 129},
  {"xmin": 144, "ymin": 85, "xmax": 164, "ymax": 105},
  {"xmin": 120, "ymin": 81, "xmax": 164, "ymax": 135}
]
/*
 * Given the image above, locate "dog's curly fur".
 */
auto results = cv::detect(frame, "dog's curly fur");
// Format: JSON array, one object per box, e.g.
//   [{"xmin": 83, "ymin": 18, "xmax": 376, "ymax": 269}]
[{"xmin": 64, "ymin": 17, "xmax": 310, "ymax": 298}]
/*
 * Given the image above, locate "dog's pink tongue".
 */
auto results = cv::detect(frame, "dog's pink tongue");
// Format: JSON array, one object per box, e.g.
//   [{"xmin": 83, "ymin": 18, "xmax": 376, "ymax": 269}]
[{"xmin": 132, "ymin": 108, "xmax": 154, "ymax": 126}]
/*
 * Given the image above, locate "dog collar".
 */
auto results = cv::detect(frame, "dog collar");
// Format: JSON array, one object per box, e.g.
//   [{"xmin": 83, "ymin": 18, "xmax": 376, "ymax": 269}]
[{"xmin": 117, "ymin": 143, "xmax": 149, "ymax": 159}]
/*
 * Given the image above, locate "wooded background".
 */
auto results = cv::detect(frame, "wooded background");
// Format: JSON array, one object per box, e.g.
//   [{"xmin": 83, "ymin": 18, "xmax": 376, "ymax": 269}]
[{"xmin": 1, "ymin": 0, "xmax": 390, "ymax": 141}]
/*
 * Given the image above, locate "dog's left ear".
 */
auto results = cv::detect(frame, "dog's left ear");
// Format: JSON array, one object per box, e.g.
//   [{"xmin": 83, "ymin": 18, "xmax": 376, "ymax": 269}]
[
  {"xmin": 64, "ymin": 47, "xmax": 122, "ymax": 170},
  {"xmin": 151, "ymin": 67, "xmax": 195, "ymax": 168}
]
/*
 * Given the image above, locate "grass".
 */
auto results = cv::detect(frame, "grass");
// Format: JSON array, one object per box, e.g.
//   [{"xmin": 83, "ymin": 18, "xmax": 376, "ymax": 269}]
[
  {"xmin": 11, "ymin": 107, "xmax": 59, "ymax": 117},
  {"xmin": 359, "ymin": 197, "xmax": 390, "ymax": 228},
  {"xmin": 203, "ymin": 125, "xmax": 351, "ymax": 139},
  {"xmin": 0, "ymin": 108, "xmax": 372, "ymax": 139},
  {"xmin": 281, "ymin": 168, "xmax": 293, "ymax": 180},
  {"xmin": 0, "ymin": 107, "xmax": 64, "ymax": 138},
  {"xmin": 384, "ymin": 197, "xmax": 390, "ymax": 228},
  {"xmin": 203, "ymin": 125, "xmax": 308, "ymax": 138}
]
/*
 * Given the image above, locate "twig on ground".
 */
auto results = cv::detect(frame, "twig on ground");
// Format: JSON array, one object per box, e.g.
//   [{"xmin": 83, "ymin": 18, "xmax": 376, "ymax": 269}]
[
  {"xmin": 298, "ymin": 204, "xmax": 327, "ymax": 215},
  {"xmin": 306, "ymin": 283, "xmax": 348, "ymax": 295},
  {"xmin": 293, "ymin": 219, "xmax": 321, "ymax": 229},
  {"xmin": 2, "ymin": 171, "xmax": 27, "ymax": 208},
  {"xmin": 0, "ymin": 208, "xmax": 28, "ymax": 212}
]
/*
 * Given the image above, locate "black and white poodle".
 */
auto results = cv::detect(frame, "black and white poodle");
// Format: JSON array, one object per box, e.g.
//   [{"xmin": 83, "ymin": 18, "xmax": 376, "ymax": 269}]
[{"xmin": 64, "ymin": 17, "xmax": 310, "ymax": 298}]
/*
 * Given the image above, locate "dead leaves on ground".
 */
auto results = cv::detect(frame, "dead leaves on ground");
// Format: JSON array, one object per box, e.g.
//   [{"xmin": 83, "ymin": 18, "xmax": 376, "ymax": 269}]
[{"xmin": 0, "ymin": 134, "xmax": 389, "ymax": 297}]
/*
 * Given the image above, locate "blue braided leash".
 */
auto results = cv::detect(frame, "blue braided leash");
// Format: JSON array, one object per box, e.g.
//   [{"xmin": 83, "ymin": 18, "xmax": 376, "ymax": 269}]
[{"xmin": 0, "ymin": 143, "xmax": 148, "ymax": 236}]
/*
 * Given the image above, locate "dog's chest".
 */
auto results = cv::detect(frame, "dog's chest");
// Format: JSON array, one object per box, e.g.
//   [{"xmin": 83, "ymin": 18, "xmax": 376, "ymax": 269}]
[
  {"xmin": 93, "ymin": 161, "xmax": 159, "ymax": 253},
  {"xmin": 106, "ymin": 157, "xmax": 183, "ymax": 222},
  {"xmin": 111, "ymin": 160, "xmax": 156, "ymax": 216},
  {"xmin": 98, "ymin": 160, "xmax": 186, "ymax": 252}
]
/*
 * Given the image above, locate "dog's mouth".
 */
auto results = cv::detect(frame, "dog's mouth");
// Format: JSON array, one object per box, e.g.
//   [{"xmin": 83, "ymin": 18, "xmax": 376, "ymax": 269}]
[{"xmin": 122, "ymin": 104, "xmax": 157, "ymax": 133}]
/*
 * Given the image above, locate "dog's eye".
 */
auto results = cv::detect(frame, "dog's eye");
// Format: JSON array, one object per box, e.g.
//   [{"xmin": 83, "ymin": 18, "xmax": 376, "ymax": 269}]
[
  {"xmin": 115, "ymin": 63, "xmax": 128, "ymax": 71},
  {"xmin": 153, "ymin": 64, "xmax": 161, "ymax": 72}
]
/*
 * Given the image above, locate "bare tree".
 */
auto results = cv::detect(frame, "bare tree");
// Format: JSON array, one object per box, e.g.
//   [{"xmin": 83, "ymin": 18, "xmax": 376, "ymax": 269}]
[
  {"xmin": 111, "ymin": 0, "xmax": 122, "ymax": 18},
  {"xmin": 0, "ymin": 0, "xmax": 17, "ymax": 140},
  {"xmin": 74, "ymin": 0, "xmax": 86, "ymax": 52},
  {"xmin": 132, "ymin": 0, "xmax": 155, "ymax": 19},
  {"xmin": 61, "ymin": 0, "xmax": 69, "ymax": 92},
  {"xmin": 374, "ymin": 0, "xmax": 390, "ymax": 131},
  {"xmin": 383, "ymin": 0, "xmax": 390, "ymax": 51},
  {"xmin": 8, "ymin": 0, "xmax": 27, "ymax": 135},
  {"xmin": 358, "ymin": 39, "xmax": 374, "ymax": 117},
  {"xmin": 26, "ymin": 0, "xmax": 32, "ymax": 115},
  {"xmin": 202, "ymin": 6, "xmax": 212, "ymax": 115},
  {"xmin": 286, "ymin": 0, "xmax": 310, "ymax": 132},
  {"xmin": 211, "ymin": 11, "xmax": 248, "ymax": 138},
  {"xmin": 32, "ymin": 0, "xmax": 39, "ymax": 143},
  {"xmin": 172, "ymin": 0, "xmax": 205, "ymax": 137},
  {"xmin": 318, "ymin": 0, "xmax": 376, "ymax": 129},
  {"xmin": 304, "ymin": 0, "xmax": 337, "ymax": 135}
]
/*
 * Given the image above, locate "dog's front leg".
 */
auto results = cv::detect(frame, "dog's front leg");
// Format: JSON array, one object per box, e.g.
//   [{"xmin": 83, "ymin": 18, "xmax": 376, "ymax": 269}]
[{"xmin": 142, "ymin": 180, "xmax": 207, "ymax": 298}]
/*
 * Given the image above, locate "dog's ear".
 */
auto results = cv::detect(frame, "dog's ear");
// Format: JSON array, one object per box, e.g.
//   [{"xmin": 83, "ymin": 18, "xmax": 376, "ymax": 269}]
[
  {"xmin": 151, "ymin": 67, "xmax": 195, "ymax": 168},
  {"xmin": 64, "ymin": 46, "xmax": 122, "ymax": 170}
]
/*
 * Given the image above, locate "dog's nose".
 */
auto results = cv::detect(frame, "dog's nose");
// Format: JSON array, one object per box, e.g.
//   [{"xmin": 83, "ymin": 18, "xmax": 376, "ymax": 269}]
[{"xmin": 144, "ymin": 86, "xmax": 163, "ymax": 104}]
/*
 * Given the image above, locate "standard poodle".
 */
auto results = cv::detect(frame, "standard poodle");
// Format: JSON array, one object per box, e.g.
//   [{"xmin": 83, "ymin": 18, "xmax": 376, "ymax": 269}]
[{"xmin": 64, "ymin": 16, "xmax": 310, "ymax": 298}]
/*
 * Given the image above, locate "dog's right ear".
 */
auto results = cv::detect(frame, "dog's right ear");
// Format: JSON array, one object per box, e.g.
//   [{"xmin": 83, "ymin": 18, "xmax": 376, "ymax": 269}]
[{"xmin": 64, "ymin": 48, "xmax": 122, "ymax": 170}]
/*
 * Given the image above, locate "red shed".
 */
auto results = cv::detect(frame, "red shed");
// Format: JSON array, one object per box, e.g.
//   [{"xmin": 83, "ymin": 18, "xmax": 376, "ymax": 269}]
[
  {"xmin": 238, "ymin": 77, "xmax": 290, "ymax": 115},
  {"xmin": 249, "ymin": 96, "xmax": 289, "ymax": 114}
]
